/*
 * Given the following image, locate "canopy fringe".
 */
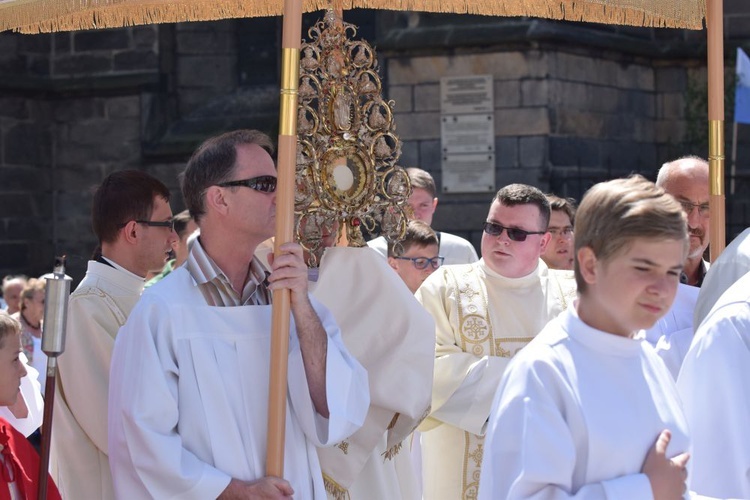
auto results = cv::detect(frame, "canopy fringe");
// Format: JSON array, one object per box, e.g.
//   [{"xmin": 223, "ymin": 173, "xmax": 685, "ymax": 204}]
[{"xmin": 0, "ymin": 0, "xmax": 706, "ymax": 34}]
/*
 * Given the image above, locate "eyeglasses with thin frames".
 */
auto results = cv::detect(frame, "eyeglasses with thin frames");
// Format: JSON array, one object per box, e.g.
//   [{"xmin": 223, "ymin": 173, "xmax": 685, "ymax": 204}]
[
  {"xmin": 483, "ymin": 221, "xmax": 546, "ymax": 242},
  {"xmin": 548, "ymin": 226, "xmax": 574, "ymax": 237},
  {"xmin": 119, "ymin": 220, "xmax": 175, "ymax": 231},
  {"xmin": 216, "ymin": 175, "xmax": 277, "ymax": 193},
  {"xmin": 395, "ymin": 256, "xmax": 445, "ymax": 270},
  {"xmin": 678, "ymin": 200, "xmax": 710, "ymax": 218}
]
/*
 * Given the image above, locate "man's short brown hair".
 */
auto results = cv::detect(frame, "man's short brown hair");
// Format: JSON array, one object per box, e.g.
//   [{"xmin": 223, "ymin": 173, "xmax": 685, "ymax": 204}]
[
  {"xmin": 493, "ymin": 184, "xmax": 551, "ymax": 230},
  {"xmin": 182, "ymin": 130, "xmax": 275, "ymax": 221},
  {"xmin": 92, "ymin": 170, "xmax": 171, "ymax": 244},
  {"xmin": 388, "ymin": 220, "xmax": 439, "ymax": 257},
  {"xmin": 545, "ymin": 194, "xmax": 577, "ymax": 224},
  {"xmin": 405, "ymin": 168, "xmax": 437, "ymax": 198}
]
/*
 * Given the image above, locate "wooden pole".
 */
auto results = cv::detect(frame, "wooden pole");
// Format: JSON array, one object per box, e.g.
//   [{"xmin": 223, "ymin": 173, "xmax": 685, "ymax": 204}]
[
  {"xmin": 266, "ymin": 0, "xmax": 301, "ymax": 478},
  {"xmin": 707, "ymin": 0, "xmax": 726, "ymax": 260}
]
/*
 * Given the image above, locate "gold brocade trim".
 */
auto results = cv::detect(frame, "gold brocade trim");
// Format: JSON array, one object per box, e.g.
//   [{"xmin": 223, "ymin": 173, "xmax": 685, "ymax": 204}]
[
  {"xmin": 462, "ymin": 431, "xmax": 483, "ymax": 499},
  {"xmin": 336, "ymin": 439, "xmax": 349, "ymax": 454},
  {"xmin": 323, "ymin": 473, "xmax": 351, "ymax": 500},
  {"xmin": 386, "ymin": 412, "xmax": 399, "ymax": 431},
  {"xmin": 381, "ymin": 440, "xmax": 402, "ymax": 461},
  {"xmin": 0, "ymin": 0, "xmax": 706, "ymax": 34}
]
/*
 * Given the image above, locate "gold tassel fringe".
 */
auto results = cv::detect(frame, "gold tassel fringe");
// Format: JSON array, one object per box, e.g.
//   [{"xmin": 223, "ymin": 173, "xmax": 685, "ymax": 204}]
[
  {"xmin": 323, "ymin": 473, "xmax": 351, "ymax": 500},
  {"xmin": 0, "ymin": 0, "xmax": 706, "ymax": 34}
]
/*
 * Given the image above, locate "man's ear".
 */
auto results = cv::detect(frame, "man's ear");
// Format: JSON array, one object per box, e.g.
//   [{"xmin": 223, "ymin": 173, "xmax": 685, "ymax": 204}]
[
  {"xmin": 205, "ymin": 185, "xmax": 229, "ymax": 215},
  {"xmin": 387, "ymin": 256, "xmax": 399, "ymax": 271},
  {"xmin": 121, "ymin": 220, "xmax": 139, "ymax": 245},
  {"xmin": 432, "ymin": 197, "xmax": 439, "ymax": 211},
  {"xmin": 538, "ymin": 232, "xmax": 552, "ymax": 254},
  {"xmin": 577, "ymin": 246, "xmax": 598, "ymax": 285}
]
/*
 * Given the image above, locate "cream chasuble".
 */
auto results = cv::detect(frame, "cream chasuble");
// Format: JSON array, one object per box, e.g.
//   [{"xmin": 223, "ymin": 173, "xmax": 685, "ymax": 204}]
[
  {"xmin": 415, "ymin": 259, "xmax": 576, "ymax": 500},
  {"xmin": 51, "ymin": 260, "xmax": 145, "ymax": 500},
  {"xmin": 311, "ymin": 247, "xmax": 434, "ymax": 500}
]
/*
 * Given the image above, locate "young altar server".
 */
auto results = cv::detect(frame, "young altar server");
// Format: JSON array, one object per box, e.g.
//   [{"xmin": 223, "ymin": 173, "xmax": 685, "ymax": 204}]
[{"xmin": 478, "ymin": 175, "xmax": 691, "ymax": 499}]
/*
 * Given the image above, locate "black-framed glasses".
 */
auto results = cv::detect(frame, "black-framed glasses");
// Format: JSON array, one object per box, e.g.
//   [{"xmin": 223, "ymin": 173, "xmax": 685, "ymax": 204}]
[
  {"xmin": 119, "ymin": 220, "xmax": 175, "ymax": 231},
  {"xmin": 678, "ymin": 200, "xmax": 709, "ymax": 218},
  {"xmin": 216, "ymin": 175, "xmax": 277, "ymax": 193},
  {"xmin": 483, "ymin": 221, "xmax": 546, "ymax": 242},
  {"xmin": 395, "ymin": 256, "xmax": 445, "ymax": 270},
  {"xmin": 548, "ymin": 226, "xmax": 574, "ymax": 237}
]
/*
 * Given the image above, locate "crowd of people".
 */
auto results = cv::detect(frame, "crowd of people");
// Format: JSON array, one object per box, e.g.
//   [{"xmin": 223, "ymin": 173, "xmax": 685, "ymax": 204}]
[{"xmin": 0, "ymin": 130, "xmax": 748, "ymax": 499}]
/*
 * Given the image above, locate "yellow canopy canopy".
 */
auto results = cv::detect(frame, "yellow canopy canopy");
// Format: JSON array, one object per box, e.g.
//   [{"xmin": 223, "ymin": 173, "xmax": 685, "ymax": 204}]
[{"xmin": 0, "ymin": 0, "xmax": 706, "ymax": 33}]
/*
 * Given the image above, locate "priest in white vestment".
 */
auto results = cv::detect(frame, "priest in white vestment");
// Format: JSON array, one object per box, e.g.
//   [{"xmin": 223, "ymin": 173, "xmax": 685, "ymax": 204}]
[
  {"xmin": 416, "ymin": 184, "xmax": 576, "ymax": 499},
  {"xmin": 51, "ymin": 170, "xmax": 178, "ymax": 500},
  {"xmin": 310, "ymin": 247, "xmax": 434, "ymax": 499},
  {"xmin": 678, "ymin": 270, "xmax": 750, "ymax": 499},
  {"xmin": 478, "ymin": 175, "xmax": 692, "ymax": 499},
  {"xmin": 108, "ymin": 130, "xmax": 369, "ymax": 499}
]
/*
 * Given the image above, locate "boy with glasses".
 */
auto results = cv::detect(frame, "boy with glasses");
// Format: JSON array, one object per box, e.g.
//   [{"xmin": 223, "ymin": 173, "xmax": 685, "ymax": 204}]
[
  {"xmin": 415, "ymin": 183, "xmax": 576, "ymax": 500},
  {"xmin": 387, "ymin": 220, "xmax": 443, "ymax": 293}
]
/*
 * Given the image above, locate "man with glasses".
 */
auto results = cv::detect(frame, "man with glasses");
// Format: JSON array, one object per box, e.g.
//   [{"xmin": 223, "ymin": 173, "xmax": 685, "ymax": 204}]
[
  {"xmin": 656, "ymin": 155, "xmax": 710, "ymax": 287},
  {"xmin": 52, "ymin": 170, "xmax": 177, "ymax": 500},
  {"xmin": 415, "ymin": 183, "xmax": 576, "ymax": 500},
  {"xmin": 108, "ymin": 129, "xmax": 369, "ymax": 499},
  {"xmin": 387, "ymin": 220, "xmax": 443, "ymax": 293},
  {"xmin": 541, "ymin": 194, "xmax": 577, "ymax": 271}
]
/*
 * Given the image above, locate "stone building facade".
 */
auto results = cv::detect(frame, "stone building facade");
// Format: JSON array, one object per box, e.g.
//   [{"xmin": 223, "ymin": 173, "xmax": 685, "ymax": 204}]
[{"xmin": 1, "ymin": 6, "xmax": 749, "ymax": 281}]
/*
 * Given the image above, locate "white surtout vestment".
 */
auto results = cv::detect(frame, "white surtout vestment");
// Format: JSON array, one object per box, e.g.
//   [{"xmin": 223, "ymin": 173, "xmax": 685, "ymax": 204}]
[
  {"xmin": 367, "ymin": 231, "xmax": 478, "ymax": 265},
  {"xmin": 51, "ymin": 260, "xmax": 145, "ymax": 500},
  {"xmin": 478, "ymin": 307, "xmax": 691, "ymax": 499},
  {"xmin": 693, "ymin": 227, "xmax": 750, "ymax": 328},
  {"xmin": 415, "ymin": 259, "xmax": 576, "ymax": 499},
  {"xmin": 678, "ymin": 270, "xmax": 750, "ymax": 499},
  {"xmin": 108, "ymin": 266, "xmax": 369, "ymax": 499},
  {"xmin": 310, "ymin": 247, "xmax": 434, "ymax": 499},
  {"xmin": 642, "ymin": 283, "xmax": 699, "ymax": 379}
]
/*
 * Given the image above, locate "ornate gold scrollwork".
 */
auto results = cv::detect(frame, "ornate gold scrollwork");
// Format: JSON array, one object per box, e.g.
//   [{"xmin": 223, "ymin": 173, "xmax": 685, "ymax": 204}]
[{"xmin": 295, "ymin": 10, "xmax": 410, "ymax": 267}]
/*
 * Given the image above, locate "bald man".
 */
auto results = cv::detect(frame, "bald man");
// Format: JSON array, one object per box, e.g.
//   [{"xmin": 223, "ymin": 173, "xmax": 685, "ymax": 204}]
[{"xmin": 656, "ymin": 156, "xmax": 710, "ymax": 287}]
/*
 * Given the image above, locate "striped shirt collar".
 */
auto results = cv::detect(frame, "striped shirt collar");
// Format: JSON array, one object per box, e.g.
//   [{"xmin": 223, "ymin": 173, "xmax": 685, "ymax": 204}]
[{"xmin": 186, "ymin": 237, "xmax": 270, "ymax": 306}]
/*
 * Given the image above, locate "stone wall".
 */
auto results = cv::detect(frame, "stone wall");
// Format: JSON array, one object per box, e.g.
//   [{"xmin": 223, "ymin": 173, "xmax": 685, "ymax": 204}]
[{"xmin": 2, "ymin": 12, "xmax": 750, "ymax": 281}]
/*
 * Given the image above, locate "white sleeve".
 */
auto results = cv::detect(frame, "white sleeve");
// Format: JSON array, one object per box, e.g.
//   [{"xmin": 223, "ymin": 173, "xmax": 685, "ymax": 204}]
[
  {"xmin": 286, "ymin": 296, "xmax": 369, "ymax": 446},
  {"xmin": 678, "ymin": 304, "xmax": 750, "ymax": 500},
  {"xmin": 478, "ymin": 359, "xmax": 653, "ymax": 500},
  {"xmin": 108, "ymin": 297, "xmax": 230, "ymax": 500}
]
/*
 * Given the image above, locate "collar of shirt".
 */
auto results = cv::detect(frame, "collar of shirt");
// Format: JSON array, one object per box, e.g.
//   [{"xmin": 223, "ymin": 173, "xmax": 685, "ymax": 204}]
[
  {"xmin": 186, "ymin": 237, "xmax": 270, "ymax": 306},
  {"xmin": 99, "ymin": 256, "xmax": 146, "ymax": 282},
  {"xmin": 679, "ymin": 258, "xmax": 709, "ymax": 287}
]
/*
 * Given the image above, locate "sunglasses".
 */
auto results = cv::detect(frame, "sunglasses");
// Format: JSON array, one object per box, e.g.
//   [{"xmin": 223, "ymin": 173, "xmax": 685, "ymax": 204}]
[
  {"xmin": 483, "ymin": 221, "xmax": 545, "ymax": 242},
  {"xmin": 216, "ymin": 175, "xmax": 277, "ymax": 193}
]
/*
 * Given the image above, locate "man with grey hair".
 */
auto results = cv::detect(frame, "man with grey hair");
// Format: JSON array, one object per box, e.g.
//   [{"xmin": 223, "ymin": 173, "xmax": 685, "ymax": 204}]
[
  {"xmin": 108, "ymin": 129, "xmax": 368, "ymax": 499},
  {"xmin": 656, "ymin": 155, "xmax": 710, "ymax": 287}
]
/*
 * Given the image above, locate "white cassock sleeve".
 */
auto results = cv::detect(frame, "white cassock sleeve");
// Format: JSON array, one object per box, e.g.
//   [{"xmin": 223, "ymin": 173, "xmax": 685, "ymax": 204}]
[
  {"xmin": 478, "ymin": 358, "xmax": 653, "ymax": 500},
  {"xmin": 678, "ymin": 303, "xmax": 750, "ymax": 500},
  {"xmin": 286, "ymin": 296, "xmax": 370, "ymax": 448}
]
